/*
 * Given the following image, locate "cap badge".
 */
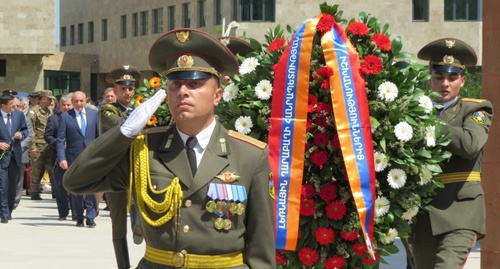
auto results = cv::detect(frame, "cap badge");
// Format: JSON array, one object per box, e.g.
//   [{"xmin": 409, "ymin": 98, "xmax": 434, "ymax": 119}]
[
  {"xmin": 216, "ymin": 171, "xmax": 240, "ymax": 183},
  {"xmin": 123, "ymin": 74, "xmax": 132, "ymax": 80},
  {"xmin": 177, "ymin": 55, "xmax": 194, "ymax": 68},
  {"xmin": 176, "ymin": 31, "xmax": 190, "ymax": 43},
  {"xmin": 445, "ymin": 40, "xmax": 456, "ymax": 48},
  {"xmin": 123, "ymin": 65, "xmax": 130, "ymax": 70},
  {"xmin": 443, "ymin": 55, "xmax": 455, "ymax": 64}
]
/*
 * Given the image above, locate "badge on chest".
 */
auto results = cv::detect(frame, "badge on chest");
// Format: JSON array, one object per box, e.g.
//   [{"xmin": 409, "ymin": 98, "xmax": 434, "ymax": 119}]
[{"xmin": 206, "ymin": 182, "xmax": 247, "ymax": 231}]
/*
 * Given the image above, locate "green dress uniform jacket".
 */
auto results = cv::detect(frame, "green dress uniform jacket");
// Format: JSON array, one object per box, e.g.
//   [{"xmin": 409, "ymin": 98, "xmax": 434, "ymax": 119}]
[
  {"xmin": 63, "ymin": 122, "xmax": 276, "ymax": 268},
  {"xmin": 99, "ymin": 103, "xmax": 129, "ymax": 134},
  {"xmin": 425, "ymin": 97, "xmax": 493, "ymax": 238}
]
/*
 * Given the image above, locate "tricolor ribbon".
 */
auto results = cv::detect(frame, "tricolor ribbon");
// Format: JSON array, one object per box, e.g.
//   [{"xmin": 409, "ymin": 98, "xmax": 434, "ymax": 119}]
[{"xmin": 269, "ymin": 14, "xmax": 376, "ymax": 258}]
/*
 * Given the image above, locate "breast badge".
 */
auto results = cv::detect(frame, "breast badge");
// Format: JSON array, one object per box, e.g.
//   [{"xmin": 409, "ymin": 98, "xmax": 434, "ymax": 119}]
[
  {"xmin": 216, "ymin": 171, "xmax": 240, "ymax": 183},
  {"xmin": 472, "ymin": 110, "xmax": 486, "ymax": 125}
]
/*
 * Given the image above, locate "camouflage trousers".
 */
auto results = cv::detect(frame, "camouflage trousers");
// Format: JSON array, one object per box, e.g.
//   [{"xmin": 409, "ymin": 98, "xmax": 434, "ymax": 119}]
[{"xmin": 29, "ymin": 145, "xmax": 54, "ymax": 197}]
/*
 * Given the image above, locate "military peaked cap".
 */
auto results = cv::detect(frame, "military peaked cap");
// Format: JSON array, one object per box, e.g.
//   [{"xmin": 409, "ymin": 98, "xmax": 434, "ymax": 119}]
[
  {"xmin": 418, "ymin": 38, "xmax": 477, "ymax": 73},
  {"xmin": 106, "ymin": 65, "xmax": 141, "ymax": 86},
  {"xmin": 218, "ymin": 36, "xmax": 254, "ymax": 57}
]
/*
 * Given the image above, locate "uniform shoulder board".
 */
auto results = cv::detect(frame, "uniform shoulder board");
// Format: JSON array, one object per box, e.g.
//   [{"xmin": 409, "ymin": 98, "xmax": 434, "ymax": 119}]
[
  {"xmin": 462, "ymin": 97, "xmax": 487, "ymax": 103},
  {"xmin": 228, "ymin": 130, "xmax": 267, "ymax": 149},
  {"xmin": 100, "ymin": 104, "xmax": 120, "ymax": 115}
]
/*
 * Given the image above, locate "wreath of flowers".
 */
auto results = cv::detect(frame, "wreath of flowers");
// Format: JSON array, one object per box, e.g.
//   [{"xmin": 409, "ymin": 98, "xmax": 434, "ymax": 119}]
[
  {"xmin": 217, "ymin": 3, "xmax": 451, "ymax": 268},
  {"xmin": 131, "ymin": 76, "xmax": 172, "ymax": 128}
]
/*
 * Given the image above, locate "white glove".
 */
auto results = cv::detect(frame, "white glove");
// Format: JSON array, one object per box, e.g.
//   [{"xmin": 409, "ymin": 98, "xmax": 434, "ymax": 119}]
[{"xmin": 120, "ymin": 89, "xmax": 166, "ymax": 137}]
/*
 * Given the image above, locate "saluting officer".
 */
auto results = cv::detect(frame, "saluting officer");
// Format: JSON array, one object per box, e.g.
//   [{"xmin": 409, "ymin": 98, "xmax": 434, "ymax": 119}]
[
  {"xmin": 408, "ymin": 38, "xmax": 493, "ymax": 269},
  {"xmin": 99, "ymin": 64, "xmax": 142, "ymax": 269},
  {"xmin": 64, "ymin": 28, "xmax": 276, "ymax": 268}
]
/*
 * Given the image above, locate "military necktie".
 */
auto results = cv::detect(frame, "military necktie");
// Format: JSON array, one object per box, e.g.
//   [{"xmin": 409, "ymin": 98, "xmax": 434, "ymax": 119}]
[
  {"xmin": 80, "ymin": 111, "xmax": 86, "ymax": 136},
  {"xmin": 6, "ymin": 113, "xmax": 11, "ymax": 135},
  {"xmin": 186, "ymin": 136, "xmax": 198, "ymax": 176}
]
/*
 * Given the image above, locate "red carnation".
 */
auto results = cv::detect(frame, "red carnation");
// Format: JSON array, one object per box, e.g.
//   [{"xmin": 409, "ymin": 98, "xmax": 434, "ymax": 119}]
[
  {"xmin": 298, "ymin": 247, "xmax": 319, "ymax": 266},
  {"xmin": 340, "ymin": 230, "xmax": 359, "ymax": 241},
  {"xmin": 276, "ymin": 252, "xmax": 288, "ymax": 265},
  {"xmin": 314, "ymin": 67, "xmax": 334, "ymax": 89},
  {"xmin": 325, "ymin": 200, "xmax": 347, "ymax": 220},
  {"xmin": 315, "ymin": 227, "xmax": 335, "ymax": 245},
  {"xmin": 353, "ymin": 242, "xmax": 367, "ymax": 256},
  {"xmin": 300, "ymin": 199, "xmax": 316, "ymax": 216},
  {"xmin": 307, "ymin": 118, "xmax": 313, "ymax": 132},
  {"xmin": 316, "ymin": 102, "xmax": 332, "ymax": 115},
  {"xmin": 268, "ymin": 37, "xmax": 287, "ymax": 51},
  {"xmin": 371, "ymin": 33, "xmax": 391, "ymax": 51},
  {"xmin": 301, "ymin": 183, "xmax": 316, "ymax": 199},
  {"xmin": 347, "ymin": 22, "xmax": 369, "ymax": 36},
  {"xmin": 314, "ymin": 132, "xmax": 329, "ymax": 147},
  {"xmin": 360, "ymin": 54, "xmax": 383, "ymax": 75},
  {"xmin": 310, "ymin": 149, "xmax": 328, "ymax": 169},
  {"xmin": 315, "ymin": 116, "xmax": 328, "ymax": 128},
  {"xmin": 308, "ymin": 94, "xmax": 318, "ymax": 113},
  {"xmin": 332, "ymin": 133, "xmax": 341, "ymax": 150},
  {"xmin": 324, "ymin": 255, "xmax": 346, "ymax": 269},
  {"xmin": 362, "ymin": 253, "xmax": 380, "ymax": 265},
  {"xmin": 319, "ymin": 183, "xmax": 337, "ymax": 202},
  {"xmin": 317, "ymin": 13, "xmax": 336, "ymax": 34}
]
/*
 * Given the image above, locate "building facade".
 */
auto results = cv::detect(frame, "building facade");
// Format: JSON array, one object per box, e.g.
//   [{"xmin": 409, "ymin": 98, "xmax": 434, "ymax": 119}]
[{"xmin": 1, "ymin": 0, "xmax": 483, "ymax": 101}]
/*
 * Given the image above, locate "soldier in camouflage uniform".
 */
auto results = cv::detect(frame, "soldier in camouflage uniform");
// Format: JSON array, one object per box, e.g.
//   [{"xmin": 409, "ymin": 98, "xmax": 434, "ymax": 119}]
[
  {"xmin": 99, "ymin": 65, "xmax": 141, "ymax": 269},
  {"xmin": 27, "ymin": 90, "xmax": 54, "ymax": 200}
]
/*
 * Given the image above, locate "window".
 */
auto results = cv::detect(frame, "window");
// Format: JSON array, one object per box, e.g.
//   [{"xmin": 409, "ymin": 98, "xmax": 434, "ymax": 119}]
[
  {"xmin": 132, "ymin": 13, "xmax": 139, "ymax": 37},
  {"xmin": 168, "ymin": 6, "xmax": 176, "ymax": 30},
  {"xmin": 70, "ymin": 25, "xmax": 75, "ymax": 45},
  {"xmin": 78, "ymin": 23, "xmax": 84, "ymax": 44},
  {"xmin": 102, "ymin": 19, "xmax": 108, "ymax": 41},
  {"xmin": 44, "ymin": 70, "xmax": 80, "ymax": 95},
  {"xmin": 214, "ymin": 0, "xmax": 222, "ymax": 25},
  {"xmin": 198, "ymin": 1, "xmax": 206, "ymax": 27},
  {"xmin": 60, "ymin": 26, "xmax": 67, "ymax": 46},
  {"xmin": 444, "ymin": 0, "xmax": 481, "ymax": 21},
  {"xmin": 121, "ymin": 15, "xmax": 127, "ymax": 38},
  {"xmin": 141, "ymin": 11, "xmax": 149, "ymax": 35},
  {"xmin": 413, "ymin": 0, "xmax": 429, "ymax": 21},
  {"xmin": 235, "ymin": 0, "xmax": 275, "ymax": 22},
  {"xmin": 153, "ymin": 8, "xmax": 164, "ymax": 34},
  {"xmin": 88, "ymin": 22, "xmax": 94, "ymax": 43},
  {"xmin": 182, "ymin": 3, "xmax": 191, "ymax": 28},
  {"xmin": 0, "ymin": 60, "xmax": 6, "ymax": 77}
]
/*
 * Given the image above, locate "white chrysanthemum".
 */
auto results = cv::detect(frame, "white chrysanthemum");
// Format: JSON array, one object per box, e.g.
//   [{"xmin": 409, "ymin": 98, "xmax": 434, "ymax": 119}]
[
  {"xmin": 384, "ymin": 228, "xmax": 399, "ymax": 243},
  {"xmin": 370, "ymin": 117, "xmax": 379, "ymax": 133},
  {"xmin": 387, "ymin": 168, "xmax": 407, "ymax": 189},
  {"xmin": 377, "ymin": 81, "xmax": 398, "ymax": 102},
  {"xmin": 239, "ymin": 57, "xmax": 260, "ymax": 75},
  {"xmin": 234, "ymin": 116, "xmax": 253, "ymax": 134},
  {"xmin": 418, "ymin": 95, "xmax": 433, "ymax": 114},
  {"xmin": 425, "ymin": 125, "xmax": 436, "ymax": 147},
  {"xmin": 374, "ymin": 151, "xmax": 388, "ymax": 172},
  {"xmin": 375, "ymin": 196, "xmax": 391, "ymax": 217},
  {"xmin": 401, "ymin": 206, "xmax": 419, "ymax": 221},
  {"xmin": 222, "ymin": 83, "xmax": 239, "ymax": 102},
  {"xmin": 419, "ymin": 166, "xmax": 433, "ymax": 186},
  {"xmin": 254, "ymin": 79, "xmax": 273, "ymax": 100},
  {"xmin": 394, "ymin": 122, "xmax": 413, "ymax": 142}
]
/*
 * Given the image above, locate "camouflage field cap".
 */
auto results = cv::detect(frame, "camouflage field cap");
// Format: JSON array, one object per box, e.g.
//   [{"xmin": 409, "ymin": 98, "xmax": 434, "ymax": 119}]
[
  {"xmin": 218, "ymin": 36, "xmax": 254, "ymax": 57},
  {"xmin": 418, "ymin": 38, "xmax": 477, "ymax": 73},
  {"xmin": 106, "ymin": 65, "xmax": 141, "ymax": 86},
  {"xmin": 149, "ymin": 28, "xmax": 239, "ymax": 80}
]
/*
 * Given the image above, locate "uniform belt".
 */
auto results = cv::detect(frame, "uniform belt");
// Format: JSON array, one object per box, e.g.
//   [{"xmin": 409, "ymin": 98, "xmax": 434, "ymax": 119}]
[
  {"xmin": 436, "ymin": 171, "xmax": 481, "ymax": 184},
  {"xmin": 144, "ymin": 245, "xmax": 244, "ymax": 268}
]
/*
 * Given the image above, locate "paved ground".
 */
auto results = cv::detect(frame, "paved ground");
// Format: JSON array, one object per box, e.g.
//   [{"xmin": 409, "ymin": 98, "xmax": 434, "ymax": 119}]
[{"xmin": 0, "ymin": 193, "xmax": 481, "ymax": 268}]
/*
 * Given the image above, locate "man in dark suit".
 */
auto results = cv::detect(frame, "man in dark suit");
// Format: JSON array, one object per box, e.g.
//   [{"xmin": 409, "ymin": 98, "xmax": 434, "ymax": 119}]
[
  {"xmin": 57, "ymin": 91, "xmax": 99, "ymax": 227},
  {"xmin": 63, "ymin": 29, "xmax": 276, "ymax": 268},
  {"xmin": 99, "ymin": 64, "xmax": 142, "ymax": 269},
  {"xmin": 0, "ymin": 91, "xmax": 29, "ymax": 223},
  {"xmin": 45, "ymin": 93, "xmax": 73, "ymax": 221},
  {"xmin": 407, "ymin": 38, "xmax": 493, "ymax": 268}
]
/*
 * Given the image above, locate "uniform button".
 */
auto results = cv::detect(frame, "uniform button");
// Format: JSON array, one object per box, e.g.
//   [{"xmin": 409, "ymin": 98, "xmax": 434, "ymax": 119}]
[
  {"xmin": 183, "ymin": 225, "xmax": 190, "ymax": 233},
  {"xmin": 185, "ymin": 200, "xmax": 192, "ymax": 207},
  {"xmin": 152, "ymin": 185, "xmax": 157, "ymax": 190}
]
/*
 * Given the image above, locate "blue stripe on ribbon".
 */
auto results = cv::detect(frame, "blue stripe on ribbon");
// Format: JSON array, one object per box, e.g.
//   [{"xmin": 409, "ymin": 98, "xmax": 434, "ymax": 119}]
[{"xmin": 330, "ymin": 29, "xmax": 374, "ymax": 235}]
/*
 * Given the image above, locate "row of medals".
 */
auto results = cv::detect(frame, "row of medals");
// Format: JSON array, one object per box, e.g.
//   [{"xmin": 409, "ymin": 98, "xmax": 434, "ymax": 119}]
[{"xmin": 206, "ymin": 200, "xmax": 245, "ymax": 230}]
